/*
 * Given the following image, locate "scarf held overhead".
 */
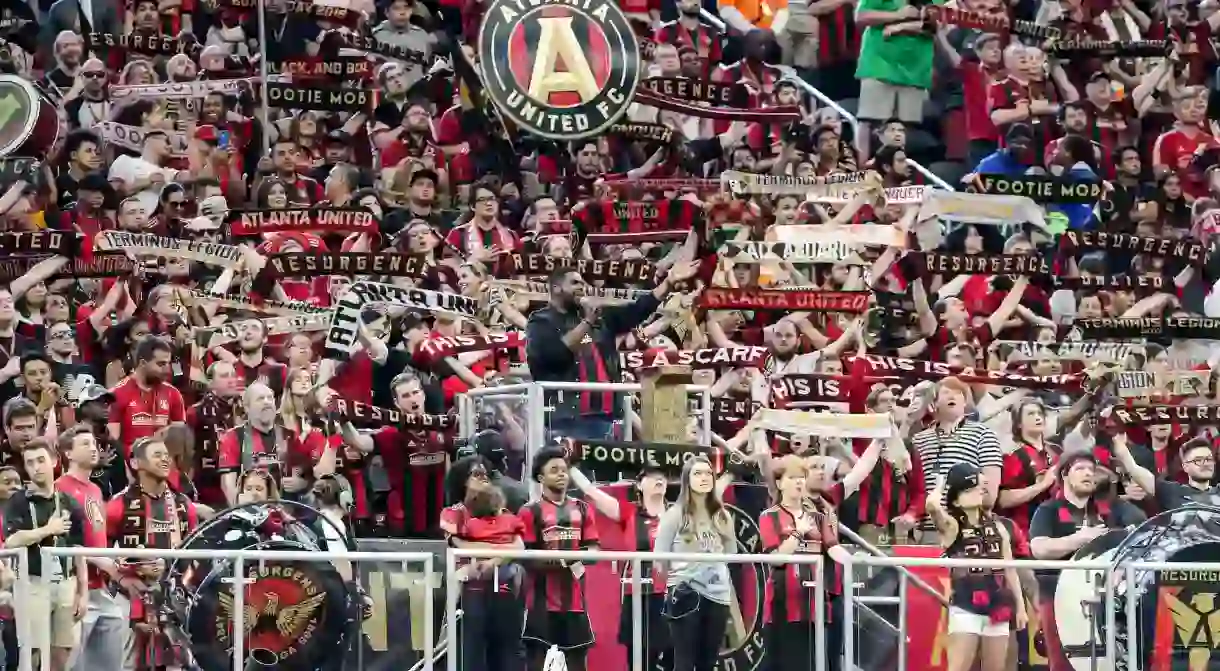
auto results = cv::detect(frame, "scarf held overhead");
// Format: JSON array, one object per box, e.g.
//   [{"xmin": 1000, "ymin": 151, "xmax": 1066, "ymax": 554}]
[
  {"xmin": 565, "ymin": 438, "xmax": 745, "ymax": 480},
  {"xmin": 0, "ymin": 253, "xmax": 133, "ymax": 283},
  {"xmin": 699, "ymin": 288, "xmax": 870, "ymax": 313},
  {"xmin": 720, "ymin": 240, "xmax": 866, "ymax": 265},
  {"xmin": 93, "ymin": 122, "xmax": 189, "ymax": 155},
  {"xmin": 330, "ymin": 399, "xmax": 456, "ymax": 430},
  {"xmin": 193, "ymin": 313, "xmax": 331, "ymax": 348},
  {"xmin": 186, "ymin": 289, "xmax": 330, "ymax": 316},
  {"xmin": 229, "ymin": 207, "xmax": 379, "ymax": 236},
  {"xmin": 0, "ymin": 231, "xmax": 76, "ymax": 256},
  {"xmin": 619, "ymin": 346, "xmax": 770, "ymax": 370},
  {"xmin": 1059, "ymin": 230, "xmax": 1210, "ymax": 265},
  {"xmin": 415, "ymin": 332, "xmax": 525, "ymax": 365},
  {"xmin": 1110, "ymin": 404, "xmax": 1220, "ymax": 426},
  {"xmin": 633, "ymin": 87, "xmax": 801, "ymax": 123},
  {"xmin": 324, "ymin": 281, "xmax": 480, "ymax": 357},
  {"xmin": 723, "ymin": 170, "xmax": 868, "ymax": 197},
  {"xmin": 264, "ymin": 83, "xmax": 374, "ymax": 111},
  {"xmin": 755, "ymin": 408, "xmax": 894, "ymax": 439},
  {"xmin": 500, "ymin": 253, "xmax": 656, "ymax": 284},
  {"xmin": 917, "ymin": 191, "xmax": 1048, "ymax": 229},
  {"xmin": 95, "ymin": 231, "xmax": 242, "ymax": 268},
  {"xmin": 263, "ymin": 253, "xmax": 433, "ymax": 280},
  {"xmin": 972, "ymin": 174, "xmax": 1107, "ymax": 204},
  {"xmin": 769, "ymin": 374, "xmax": 849, "ymax": 412},
  {"xmin": 1073, "ymin": 317, "xmax": 1220, "ymax": 340},
  {"xmin": 851, "ymin": 354, "xmax": 1083, "ymax": 390}
]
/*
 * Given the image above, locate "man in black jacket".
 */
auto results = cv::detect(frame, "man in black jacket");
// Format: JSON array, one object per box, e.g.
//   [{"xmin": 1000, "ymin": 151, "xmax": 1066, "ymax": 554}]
[{"xmin": 525, "ymin": 262, "xmax": 697, "ymax": 441}]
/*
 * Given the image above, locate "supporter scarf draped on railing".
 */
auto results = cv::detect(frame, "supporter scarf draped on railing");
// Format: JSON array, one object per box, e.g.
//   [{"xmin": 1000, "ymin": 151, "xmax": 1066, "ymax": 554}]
[{"xmin": 228, "ymin": 207, "xmax": 380, "ymax": 236}]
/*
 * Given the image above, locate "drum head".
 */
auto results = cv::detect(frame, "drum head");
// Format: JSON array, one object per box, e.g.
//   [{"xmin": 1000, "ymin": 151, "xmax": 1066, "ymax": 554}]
[
  {"xmin": 0, "ymin": 75, "xmax": 57, "ymax": 157},
  {"xmin": 185, "ymin": 552, "xmax": 354, "ymax": 671},
  {"xmin": 1054, "ymin": 532, "xmax": 1125, "ymax": 671},
  {"xmin": 1105, "ymin": 505, "xmax": 1220, "ymax": 671}
]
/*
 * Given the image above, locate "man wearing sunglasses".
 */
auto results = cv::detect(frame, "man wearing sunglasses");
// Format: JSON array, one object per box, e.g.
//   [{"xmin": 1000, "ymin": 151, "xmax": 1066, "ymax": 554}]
[{"xmin": 62, "ymin": 59, "xmax": 111, "ymax": 132}]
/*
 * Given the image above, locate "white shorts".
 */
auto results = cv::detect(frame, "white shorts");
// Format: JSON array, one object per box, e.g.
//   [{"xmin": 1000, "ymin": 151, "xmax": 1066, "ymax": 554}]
[{"xmin": 947, "ymin": 606, "xmax": 1009, "ymax": 638}]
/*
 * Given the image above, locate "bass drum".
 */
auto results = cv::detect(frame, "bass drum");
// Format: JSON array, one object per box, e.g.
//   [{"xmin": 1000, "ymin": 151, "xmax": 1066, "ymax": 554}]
[
  {"xmin": 0, "ymin": 75, "xmax": 59, "ymax": 158},
  {"xmin": 1053, "ymin": 528, "xmax": 1128, "ymax": 671},
  {"xmin": 166, "ymin": 501, "xmax": 359, "ymax": 671},
  {"xmin": 1106, "ymin": 505, "xmax": 1220, "ymax": 671}
]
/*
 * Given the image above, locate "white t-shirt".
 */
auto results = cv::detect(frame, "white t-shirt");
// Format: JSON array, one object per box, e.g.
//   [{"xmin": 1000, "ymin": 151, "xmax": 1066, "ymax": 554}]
[
  {"xmin": 320, "ymin": 509, "xmax": 347, "ymax": 554},
  {"xmin": 108, "ymin": 155, "xmax": 176, "ymax": 215}
]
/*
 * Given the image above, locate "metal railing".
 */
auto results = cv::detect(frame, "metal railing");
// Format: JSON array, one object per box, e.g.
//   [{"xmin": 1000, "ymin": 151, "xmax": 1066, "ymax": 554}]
[
  {"xmin": 697, "ymin": 8, "xmax": 957, "ymax": 192},
  {"xmin": 450, "ymin": 548, "xmax": 826, "ymax": 671},
  {"xmin": 40, "ymin": 547, "xmax": 436, "ymax": 671},
  {"xmin": 460, "ymin": 381, "xmax": 713, "ymax": 481},
  {"xmin": 0, "ymin": 548, "xmax": 33, "ymax": 671}
]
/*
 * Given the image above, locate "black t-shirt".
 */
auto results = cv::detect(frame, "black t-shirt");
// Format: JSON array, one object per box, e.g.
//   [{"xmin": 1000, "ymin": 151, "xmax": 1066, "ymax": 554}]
[
  {"xmin": 1154, "ymin": 479, "xmax": 1220, "ymax": 511},
  {"xmin": 52, "ymin": 361, "xmax": 97, "ymax": 406},
  {"xmin": 1029, "ymin": 496, "xmax": 1145, "ymax": 595},
  {"xmin": 2, "ymin": 490, "xmax": 87, "ymax": 576}
]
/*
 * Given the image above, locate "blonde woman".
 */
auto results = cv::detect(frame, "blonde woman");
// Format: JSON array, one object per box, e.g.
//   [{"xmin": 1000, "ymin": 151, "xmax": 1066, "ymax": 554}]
[
  {"xmin": 654, "ymin": 456, "xmax": 736, "ymax": 671},
  {"xmin": 278, "ymin": 369, "xmax": 336, "ymax": 499}
]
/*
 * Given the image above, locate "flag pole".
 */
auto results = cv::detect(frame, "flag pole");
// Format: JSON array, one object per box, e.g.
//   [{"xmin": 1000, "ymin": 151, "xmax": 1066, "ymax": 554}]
[{"xmin": 256, "ymin": 0, "xmax": 271, "ymax": 156}]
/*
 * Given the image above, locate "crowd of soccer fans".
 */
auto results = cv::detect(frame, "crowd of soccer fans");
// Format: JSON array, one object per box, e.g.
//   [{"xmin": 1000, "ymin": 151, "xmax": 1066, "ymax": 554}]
[{"xmin": 0, "ymin": 0, "xmax": 1209, "ymax": 670}]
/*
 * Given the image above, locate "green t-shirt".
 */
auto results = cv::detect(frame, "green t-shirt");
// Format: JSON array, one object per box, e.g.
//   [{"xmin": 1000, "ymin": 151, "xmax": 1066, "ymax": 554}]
[{"xmin": 854, "ymin": 0, "xmax": 940, "ymax": 89}]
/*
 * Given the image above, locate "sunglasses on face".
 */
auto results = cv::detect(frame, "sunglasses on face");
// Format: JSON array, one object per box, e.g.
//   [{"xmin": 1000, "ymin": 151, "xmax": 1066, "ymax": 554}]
[{"xmin": 82, "ymin": 71, "xmax": 106, "ymax": 79}]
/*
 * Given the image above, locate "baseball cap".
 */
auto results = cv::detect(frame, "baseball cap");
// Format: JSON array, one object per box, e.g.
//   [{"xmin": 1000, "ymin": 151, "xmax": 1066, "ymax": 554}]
[{"xmin": 76, "ymin": 383, "xmax": 114, "ymax": 408}]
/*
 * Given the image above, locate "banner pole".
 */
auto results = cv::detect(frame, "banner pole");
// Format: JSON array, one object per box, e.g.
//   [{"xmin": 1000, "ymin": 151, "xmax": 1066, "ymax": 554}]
[{"xmin": 256, "ymin": 0, "xmax": 271, "ymax": 156}]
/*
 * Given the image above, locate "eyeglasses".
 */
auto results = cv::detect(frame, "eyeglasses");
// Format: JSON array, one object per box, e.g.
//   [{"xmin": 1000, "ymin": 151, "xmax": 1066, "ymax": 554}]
[
  {"xmin": 474, "ymin": 196, "xmax": 497, "ymax": 204},
  {"xmin": 49, "ymin": 331, "xmax": 73, "ymax": 340},
  {"xmin": 1187, "ymin": 457, "xmax": 1216, "ymax": 466},
  {"xmin": 82, "ymin": 71, "xmax": 106, "ymax": 79}
]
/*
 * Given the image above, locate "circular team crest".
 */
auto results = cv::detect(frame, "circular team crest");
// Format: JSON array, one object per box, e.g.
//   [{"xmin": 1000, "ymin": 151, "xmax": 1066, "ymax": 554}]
[
  {"xmin": 478, "ymin": 0, "xmax": 640, "ymax": 140},
  {"xmin": 0, "ymin": 75, "xmax": 41, "ymax": 156},
  {"xmin": 715, "ymin": 503, "xmax": 767, "ymax": 671}
]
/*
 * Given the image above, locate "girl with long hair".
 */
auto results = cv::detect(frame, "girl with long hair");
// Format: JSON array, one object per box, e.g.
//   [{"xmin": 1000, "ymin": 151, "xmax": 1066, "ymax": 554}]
[
  {"xmin": 440, "ymin": 456, "xmax": 525, "ymax": 671},
  {"xmin": 104, "ymin": 318, "xmax": 152, "ymax": 387},
  {"xmin": 570, "ymin": 463, "xmax": 672, "ymax": 671},
  {"xmin": 277, "ymin": 369, "xmax": 334, "ymax": 501},
  {"xmin": 998, "ymin": 399, "xmax": 1060, "ymax": 538},
  {"xmin": 759, "ymin": 455, "xmax": 852, "ymax": 671},
  {"xmin": 654, "ymin": 456, "xmax": 735, "ymax": 671},
  {"xmin": 927, "ymin": 463, "xmax": 1026, "ymax": 671}
]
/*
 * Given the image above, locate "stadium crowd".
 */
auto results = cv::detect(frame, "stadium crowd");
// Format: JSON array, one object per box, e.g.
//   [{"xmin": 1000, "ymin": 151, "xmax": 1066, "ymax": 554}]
[{"xmin": 0, "ymin": 0, "xmax": 1208, "ymax": 669}]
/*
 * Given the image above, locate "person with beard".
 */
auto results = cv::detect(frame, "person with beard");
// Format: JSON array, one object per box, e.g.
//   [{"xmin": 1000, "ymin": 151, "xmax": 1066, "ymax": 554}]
[
  {"xmin": 186, "ymin": 362, "xmax": 241, "ymax": 508},
  {"xmin": 384, "ymin": 171, "xmax": 441, "ymax": 243},
  {"xmin": 71, "ymin": 381, "xmax": 123, "ymax": 499},
  {"xmin": 108, "ymin": 336, "xmax": 187, "ymax": 463},
  {"xmin": 62, "ymin": 59, "xmax": 112, "ymax": 132},
  {"xmin": 108, "ymin": 129, "xmax": 190, "ymax": 215},
  {"xmin": 257, "ymin": 139, "xmax": 324, "ymax": 204},
  {"xmin": 926, "ymin": 462, "xmax": 1026, "ymax": 671},
  {"xmin": 1113, "ymin": 434, "xmax": 1220, "ymax": 509},
  {"xmin": 54, "ymin": 130, "xmax": 105, "ymax": 211},
  {"xmin": 974, "ymin": 123, "xmax": 1036, "ymax": 176},
  {"xmin": 42, "ymin": 31, "xmax": 83, "ymax": 92},
  {"xmin": 340, "ymin": 372, "xmax": 449, "ymax": 537},
  {"xmin": 516, "ymin": 447, "xmax": 600, "ymax": 671},
  {"xmin": 378, "ymin": 100, "xmax": 439, "ymax": 168},
  {"xmin": 56, "ymin": 426, "xmax": 127, "ymax": 671},
  {"xmin": 370, "ymin": 63, "xmax": 414, "ymax": 151},
  {"xmin": 528, "ymin": 262, "xmax": 699, "ymax": 441},
  {"xmin": 217, "ymin": 382, "xmax": 321, "ymax": 504},
  {"xmin": 104, "ymin": 436, "xmax": 199, "ymax": 671},
  {"xmin": 223, "ymin": 318, "xmax": 288, "ymax": 398},
  {"xmin": 441, "ymin": 458, "xmax": 526, "ymax": 671},
  {"xmin": 654, "ymin": 0, "xmax": 723, "ymax": 73},
  {"xmin": 1029, "ymin": 451, "xmax": 1144, "ymax": 671}
]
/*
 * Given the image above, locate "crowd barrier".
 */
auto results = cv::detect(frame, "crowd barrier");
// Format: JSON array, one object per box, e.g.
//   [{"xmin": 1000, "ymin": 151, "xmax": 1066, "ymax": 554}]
[
  {"xmin": 0, "ymin": 545, "xmax": 1212, "ymax": 671},
  {"xmin": 459, "ymin": 381, "xmax": 714, "ymax": 479}
]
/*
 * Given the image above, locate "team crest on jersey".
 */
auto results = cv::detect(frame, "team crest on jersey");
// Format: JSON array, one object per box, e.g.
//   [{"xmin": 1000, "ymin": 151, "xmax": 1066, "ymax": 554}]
[{"xmin": 478, "ymin": 0, "xmax": 640, "ymax": 140}]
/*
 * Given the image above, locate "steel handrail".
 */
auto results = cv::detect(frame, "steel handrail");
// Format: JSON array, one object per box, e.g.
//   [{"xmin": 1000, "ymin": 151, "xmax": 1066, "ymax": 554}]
[
  {"xmin": 838, "ymin": 524, "xmax": 950, "ymax": 608},
  {"xmin": 696, "ymin": 8, "xmax": 956, "ymax": 192}
]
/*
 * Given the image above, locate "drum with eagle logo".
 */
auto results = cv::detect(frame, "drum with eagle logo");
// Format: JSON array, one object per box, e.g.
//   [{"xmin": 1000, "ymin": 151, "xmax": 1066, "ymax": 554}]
[
  {"xmin": 1054, "ymin": 505, "xmax": 1220, "ymax": 671},
  {"xmin": 163, "ymin": 501, "xmax": 363, "ymax": 671}
]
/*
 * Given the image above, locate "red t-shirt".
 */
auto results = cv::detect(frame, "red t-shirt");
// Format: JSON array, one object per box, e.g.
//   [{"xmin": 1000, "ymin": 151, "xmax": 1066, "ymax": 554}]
[
  {"xmin": 108, "ymin": 377, "xmax": 186, "ymax": 457},
  {"xmin": 56, "ymin": 473, "xmax": 108, "ymax": 589},
  {"xmin": 216, "ymin": 424, "xmax": 323, "ymax": 480},
  {"xmin": 1154, "ymin": 126, "xmax": 1216, "ymax": 199},
  {"xmin": 961, "ymin": 61, "xmax": 1003, "ymax": 143}
]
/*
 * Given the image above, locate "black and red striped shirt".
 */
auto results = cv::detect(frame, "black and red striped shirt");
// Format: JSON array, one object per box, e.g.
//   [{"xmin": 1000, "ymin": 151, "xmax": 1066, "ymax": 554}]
[
  {"xmin": 374, "ymin": 426, "xmax": 448, "ymax": 538},
  {"xmin": 760, "ymin": 501, "xmax": 841, "ymax": 624},
  {"xmin": 619, "ymin": 501, "xmax": 667, "ymax": 596},
  {"xmin": 853, "ymin": 449, "xmax": 927, "ymax": 530},
  {"xmin": 518, "ymin": 496, "xmax": 600, "ymax": 612},
  {"xmin": 998, "ymin": 443, "xmax": 1055, "ymax": 537},
  {"xmin": 817, "ymin": 4, "xmax": 856, "ymax": 66}
]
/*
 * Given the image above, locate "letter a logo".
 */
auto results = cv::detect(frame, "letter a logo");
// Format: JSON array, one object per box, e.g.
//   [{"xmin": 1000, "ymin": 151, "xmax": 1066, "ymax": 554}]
[
  {"xmin": 528, "ymin": 17, "xmax": 600, "ymax": 104},
  {"xmin": 478, "ymin": 0, "xmax": 640, "ymax": 140}
]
